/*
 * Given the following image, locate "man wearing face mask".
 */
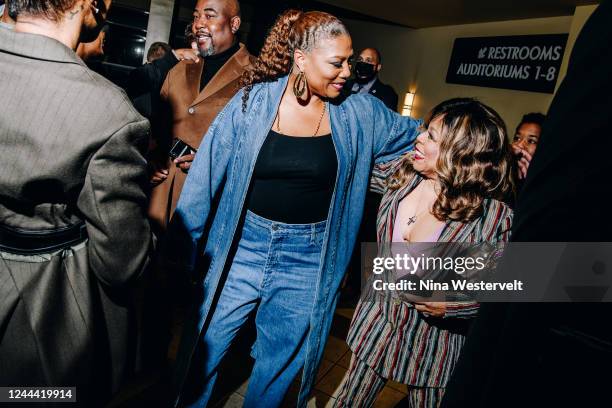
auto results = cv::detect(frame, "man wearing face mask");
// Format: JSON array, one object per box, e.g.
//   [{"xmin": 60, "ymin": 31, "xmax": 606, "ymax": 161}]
[
  {"xmin": 148, "ymin": 0, "xmax": 254, "ymax": 231},
  {"xmin": 0, "ymin": 0, "xmax": 152, "ymax": 405},
  {"xmin": 347, "ymin": 47, "xmax": 399, "ymax": 111}
]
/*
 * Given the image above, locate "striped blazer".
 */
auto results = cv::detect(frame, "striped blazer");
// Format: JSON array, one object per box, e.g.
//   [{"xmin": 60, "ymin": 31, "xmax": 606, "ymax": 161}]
[{"xmin": 346, "ymin": 158, "xmax": 513, "ymax": 387}]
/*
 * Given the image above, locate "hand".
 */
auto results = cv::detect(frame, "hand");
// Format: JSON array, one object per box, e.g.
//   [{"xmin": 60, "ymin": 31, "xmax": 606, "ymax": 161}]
[
  {"xmin": 512, "ymin": 146, "xmax": 533, "ymax": 179},
  {"xmin": 173, "ymin": 47, "xmax": 199, "ymax": 63},
  {"xmin": 413, "ymin": 301, "xmax": 446, "ymax": 318},
  {"xmin": 174, "ymin": 153, "xmax": 195, "ymax": 173},
  {"xmin": 150, "ymin": 168, "xmax": 168, "ymax": 186}
]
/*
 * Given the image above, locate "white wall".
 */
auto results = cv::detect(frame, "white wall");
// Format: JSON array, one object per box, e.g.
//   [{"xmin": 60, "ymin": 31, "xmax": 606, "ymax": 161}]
[
  {"xmin": 143, "ymin": 0, "xmax": 175, "ymax": 63},
  {"xmin": 343, "ymin": 6, "xmax": 598, "ymax": 133}
]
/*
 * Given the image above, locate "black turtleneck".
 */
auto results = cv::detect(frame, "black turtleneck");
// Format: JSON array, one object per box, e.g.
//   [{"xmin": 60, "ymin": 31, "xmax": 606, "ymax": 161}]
[{"xmin": 200, "ymin": 42, "xmax": 240, "ymax": 91}]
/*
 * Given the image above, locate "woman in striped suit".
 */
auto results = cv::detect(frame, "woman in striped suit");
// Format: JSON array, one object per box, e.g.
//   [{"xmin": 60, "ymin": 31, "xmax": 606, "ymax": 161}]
[{"xmin": 335, "ymin": 98, "xmax": 514, "ymax": 407}]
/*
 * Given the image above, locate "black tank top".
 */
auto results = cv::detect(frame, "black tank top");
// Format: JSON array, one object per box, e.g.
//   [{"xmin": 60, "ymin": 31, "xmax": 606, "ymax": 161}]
[{"xmin": 246, "ymin": 130, "xmax": 337, "ymax": 224}]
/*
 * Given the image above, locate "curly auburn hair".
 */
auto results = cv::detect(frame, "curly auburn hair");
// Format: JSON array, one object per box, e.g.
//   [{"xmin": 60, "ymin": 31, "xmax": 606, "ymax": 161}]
[
  {"xmin": 239, "ymin": 9, "xmax": 349, "ymax": 111},
  {"xmin": 388, "ymin": 98, "xmax": 515, "ymax": 223}
]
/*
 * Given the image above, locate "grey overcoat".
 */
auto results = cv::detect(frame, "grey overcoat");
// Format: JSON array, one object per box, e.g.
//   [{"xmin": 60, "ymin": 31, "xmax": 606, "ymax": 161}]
[{"xmin": 0, "ymin": 27, "xmax": 152, "ymax": 405}]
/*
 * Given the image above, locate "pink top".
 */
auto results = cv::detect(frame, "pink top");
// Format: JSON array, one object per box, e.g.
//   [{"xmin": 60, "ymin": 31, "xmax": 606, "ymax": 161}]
[{"xmin": 392, "ymin": 215, "xmax": 445, "ymax": 243}]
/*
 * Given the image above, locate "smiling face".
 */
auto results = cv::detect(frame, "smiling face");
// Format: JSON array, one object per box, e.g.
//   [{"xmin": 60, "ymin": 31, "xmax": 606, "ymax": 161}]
[
  {"xmin": 512, "ymin": 122, "xmax": 541, "ymax": 157},
  {"xmin": 192, "ymin": 0, "xmax": 240, "ymax": 57},
  {"xmin": 412, "ymin": 115, "xmax": 443, "ymax": 179},
  {"xmin": 295, "ymin": 34, "xmax": 353, "ymax": 99}
]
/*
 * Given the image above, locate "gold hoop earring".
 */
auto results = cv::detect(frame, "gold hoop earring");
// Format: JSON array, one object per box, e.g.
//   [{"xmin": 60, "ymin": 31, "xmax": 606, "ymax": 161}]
[{"xmin": 293, "ymin": 70, "xmax": 307, "ymax": 99}]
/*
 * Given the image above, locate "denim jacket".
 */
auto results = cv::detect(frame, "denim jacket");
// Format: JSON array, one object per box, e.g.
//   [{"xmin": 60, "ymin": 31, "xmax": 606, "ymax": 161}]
[{"xmin": 167, "ymin": 75, "xmax": 421, "ymax": 406}]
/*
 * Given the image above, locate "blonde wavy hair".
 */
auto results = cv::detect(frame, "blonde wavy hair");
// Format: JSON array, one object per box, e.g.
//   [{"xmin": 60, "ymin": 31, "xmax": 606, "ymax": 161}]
[
  {"xmin": 239, "ymin": 9, "xmax": 349, "ymax": 111},
  {"xmin": 388, "ymin": 98, "xmax": 515, "ymax": 223}
]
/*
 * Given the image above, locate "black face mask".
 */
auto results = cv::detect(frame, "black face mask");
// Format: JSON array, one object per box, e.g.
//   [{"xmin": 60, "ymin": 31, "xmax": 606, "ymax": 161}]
[{"xmin": 354, "ymin": 61, "xmax": 376, "ymax": 81}]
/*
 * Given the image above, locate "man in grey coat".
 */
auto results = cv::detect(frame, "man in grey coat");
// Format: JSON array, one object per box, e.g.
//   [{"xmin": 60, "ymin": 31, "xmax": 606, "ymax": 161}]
[{"xmin": 0, "ymin": 0, "xmax": 152, "ymax": 405}]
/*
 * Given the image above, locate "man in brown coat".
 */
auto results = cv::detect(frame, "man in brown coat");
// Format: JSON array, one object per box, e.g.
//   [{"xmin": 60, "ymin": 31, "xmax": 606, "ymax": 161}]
[
  {"xmin": 0, "ymin": 0, "xmax": 151, "ymax": 405},
  {"xmin": 148, "ymin": 0, "xmax": 254, "ymax": 230}
]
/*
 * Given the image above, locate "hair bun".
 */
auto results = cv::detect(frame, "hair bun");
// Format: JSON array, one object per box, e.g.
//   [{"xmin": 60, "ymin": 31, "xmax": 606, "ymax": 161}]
[{"xmin": 280, "ymin": 9, "xmax": 304, "ymax": 27}]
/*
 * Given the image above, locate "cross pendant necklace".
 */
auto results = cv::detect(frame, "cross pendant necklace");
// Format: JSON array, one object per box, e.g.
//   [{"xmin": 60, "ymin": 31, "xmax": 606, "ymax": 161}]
[{"xmin": 405, "ymin": 180, "xmax": 437, "ymax": 228}]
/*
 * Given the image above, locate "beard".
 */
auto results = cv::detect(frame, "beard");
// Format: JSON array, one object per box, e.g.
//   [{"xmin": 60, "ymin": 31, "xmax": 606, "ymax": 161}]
[
  {"xmin": 198, "ymin": 42, "xmax": 215, "ymax": 57},
  {"xmin": 195, "ymin": 33, "xmax": 215, "ymax": 57}
]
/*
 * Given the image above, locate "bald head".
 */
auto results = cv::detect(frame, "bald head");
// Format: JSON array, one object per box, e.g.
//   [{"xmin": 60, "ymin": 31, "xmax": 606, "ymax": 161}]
[
  {"xmin": 192, "ymin": 0, "xmax": 241, "ymax": 56},
  {"xmin": 226, "ymin": 0, "xmax": 240, "ymax": 17},
  {"xmin": 359, "ymin": 48, "xmax": 381, "ymax": 65},
  {"xmin": 194, "ymin": 0, "xmax": 239, "ymax": 17}
]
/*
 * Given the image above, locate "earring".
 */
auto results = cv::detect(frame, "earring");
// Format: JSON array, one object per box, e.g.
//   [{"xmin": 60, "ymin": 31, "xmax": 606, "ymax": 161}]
[
  {"xmin": 90, "ymin": 0, "xmax": 99, "ymax": 14},
  {"xmin": 293, "ymin": 70, "xmax": 307, "ymax": 99}
]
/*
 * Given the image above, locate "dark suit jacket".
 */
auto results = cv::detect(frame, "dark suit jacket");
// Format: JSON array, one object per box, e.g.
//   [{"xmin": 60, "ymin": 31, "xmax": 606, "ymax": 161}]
[
  {"xmin": 442, "ymin": 2, "xmax": 612, "ymax": 407},
  {"xmin": 0, "ymin": 28, "xmax": 152, "ymax": 406},
  {"xmin": 127, "ymin": 51, "xmax": 179, "ymax": 119},
  {"xmin": 345, "ymin": 77, "xmax": 399, "ymax": 111}
]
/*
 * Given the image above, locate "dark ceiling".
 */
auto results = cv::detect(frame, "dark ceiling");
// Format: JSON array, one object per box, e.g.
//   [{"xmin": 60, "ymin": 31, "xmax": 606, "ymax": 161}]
[
  {"xmin": 319, "ymin": 0, "xmax": 600, "ymax": 28},
  {"xmin": 111, "ymin": 0, "xmax": 601, "ymax": 30}
]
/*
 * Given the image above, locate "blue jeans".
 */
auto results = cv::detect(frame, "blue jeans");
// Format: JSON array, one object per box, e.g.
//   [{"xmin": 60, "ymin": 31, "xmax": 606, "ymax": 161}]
[{"xmin": 183, "ymin": 210, "xmax": 326, "ymax": 408}]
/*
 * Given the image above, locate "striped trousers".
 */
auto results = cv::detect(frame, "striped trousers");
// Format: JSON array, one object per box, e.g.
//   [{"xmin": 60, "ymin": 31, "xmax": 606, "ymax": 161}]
[{"xmin": 335, "ymin": 354, "xmax": 445, "ymax": 408}]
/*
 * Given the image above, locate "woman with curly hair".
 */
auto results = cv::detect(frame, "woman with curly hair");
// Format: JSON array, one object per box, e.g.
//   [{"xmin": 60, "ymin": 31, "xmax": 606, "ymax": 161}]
[
  {"xmin": 166, "ymin": 8, "xmax": 422, "ymax": 408},
  {"xmin": 335, "ymin": 98, "xmax": 514, "ymax": 408}
]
